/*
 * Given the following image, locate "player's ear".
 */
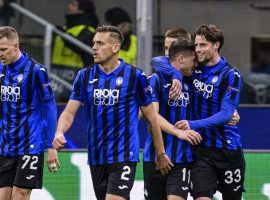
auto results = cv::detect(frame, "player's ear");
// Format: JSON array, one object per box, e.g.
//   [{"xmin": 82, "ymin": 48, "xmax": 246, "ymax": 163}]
[
  {"xmin": 113, "ymin": 43, "xmax": 121, "ymax": 53},
  {"xmin": 177, "ymin": 54, "xmax": 184, "ymax": 63},
  {"xmin": 214, "ymin": 41, "xmax": 220, "ymax": 50},
  {"xmin": 14, "ymin": 42, "xmax": 19, "ymax": 51}
]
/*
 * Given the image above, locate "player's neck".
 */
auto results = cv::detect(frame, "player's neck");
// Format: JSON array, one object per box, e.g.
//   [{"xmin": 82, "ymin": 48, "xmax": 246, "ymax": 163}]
[
  {"xmin": 170, "ymin": 60, "xmax": 179, "ymax": 71},
  {"xmin": 9, "ymin": 50, "xmax": 22, "ymax": 66},
  {"xmin": 205, "ymin": 53, "xmax": 220, "ymax": 67},
  {"xmin": 99, "ymin": 58, "xmax": 120, "ymax": 74}
]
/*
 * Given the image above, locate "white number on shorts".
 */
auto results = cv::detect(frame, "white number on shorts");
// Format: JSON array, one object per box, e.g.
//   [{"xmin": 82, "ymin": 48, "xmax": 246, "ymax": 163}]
[
  {"xmin": 234, "ymin": 169, "xmax": 241, "ymax": 183},
  {"xmin": 21, "ymin": 155, "xmax": 38, "ymax": 170},
  {"xmin": 121, "ymin": 166, "xmax": 131, "ymax": 181},
  {"xmin": 224, "ymin": 169, "xmax": 241, "ymax": 184},
  {"xmin": 182, "ymin": 168, "xmax": 190, "ymax": 183}
]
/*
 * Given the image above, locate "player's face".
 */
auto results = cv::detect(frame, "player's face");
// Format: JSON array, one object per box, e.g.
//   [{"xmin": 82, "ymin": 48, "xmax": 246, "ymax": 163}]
[
  {"xmin": 180, "ymin": 51, "xmax": 198, "ymax": 76},
  {"xmin": 194, "ymin": 35, "xmax": 218, "ymax": 65},
  {"xmin": 164, "ymin": 37, "xmax": 177, "ymax": 56},
  {"xmin": 92, "ymin": 32, "xmax": 119, "ymax": 65},
  {"xmin": 0, "ymin": 37, "xmax": 19, "ymax": 66}
]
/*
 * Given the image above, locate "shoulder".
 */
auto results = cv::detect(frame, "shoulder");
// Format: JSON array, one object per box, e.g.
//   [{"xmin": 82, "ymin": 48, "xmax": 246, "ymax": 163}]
[
  {"xmin": 31, "ymin": 60, "xmax": 47, "ymax": 73},
  {"xmin": 124, "ymin": 62, "xmax": 144, "ymax": 76},
  {"xmin": 78, "ymin": 64, "xmax": 96, "ymax": 75},
  {"xmin": 224, "ymin": 63, "xmax": 241, "ymax": 78}
]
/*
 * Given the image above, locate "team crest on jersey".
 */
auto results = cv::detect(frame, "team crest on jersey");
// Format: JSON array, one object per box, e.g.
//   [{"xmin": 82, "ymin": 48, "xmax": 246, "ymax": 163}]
[
  {"xmin": 184, "ymin": 83, "xmax": 189, "ymax": 91},
  {"xmin": 211, "ymin": 75, "xmax": 218, "ymax": 84},
  {"xmin": 17, "ymin": 74, "xmax": 23, "ymax": 83},
  {"xmin": 116, "ymin": 76, "xmax": 123, "ymax": 86}
]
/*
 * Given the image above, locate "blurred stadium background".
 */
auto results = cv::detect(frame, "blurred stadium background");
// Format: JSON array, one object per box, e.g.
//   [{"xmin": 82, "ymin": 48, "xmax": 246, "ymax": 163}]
[{"xmin": 5, "ymin": 0, "xmax": 270, "ymax": 199}]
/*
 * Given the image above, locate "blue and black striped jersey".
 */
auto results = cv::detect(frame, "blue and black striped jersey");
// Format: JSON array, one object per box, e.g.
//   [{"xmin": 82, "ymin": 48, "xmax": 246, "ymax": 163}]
[
  {"xmin": 70, "ymin": 59, "xmax": 152, "ymax": 165},
  {"xmin": 143, "ymin": 72, "xmax": 194, "ymax": 163},
  {"xmin": 192, "ymin": 57, "xmax": 242, "ymax": 150},
  {"xmin": 0, "ymin": 52, "xmax": 54, "ymax": 156}
]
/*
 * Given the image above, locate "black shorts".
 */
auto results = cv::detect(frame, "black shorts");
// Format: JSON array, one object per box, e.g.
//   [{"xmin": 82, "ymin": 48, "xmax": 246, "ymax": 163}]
[
  {"xmin": 90, "ymin": 162, "xmax": 137, "ymax": 200},
  {"xmin": 191, "ymin": 146, "xmax": 245, "ymax": 200},
  {"xmin": 0, "ymin": 154, "xmax": 44, "ymax": 189},
  {"xmin": 143, "ymin": 161, "xmax": 192, "ymax": 200}
]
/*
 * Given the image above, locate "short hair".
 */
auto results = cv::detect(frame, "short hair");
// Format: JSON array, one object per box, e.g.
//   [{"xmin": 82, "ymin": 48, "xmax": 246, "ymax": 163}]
[
  {"xmin": 96, "ymin": 25, "xmax": 124, "ymax": 44},
  {"xmin": 165, "ymin": 27, "xmax": 190, "ymax": 40},
  {"xmin": 0, "ymin": 26, "xmax": 19, "ymax": 42},
  {"xmin": 194, "ymin": 24, "xmax": 224, "ymax": 51},
  {"xmin": 169, "ymin": 37, "xmax": 195, "ymax": 61}
]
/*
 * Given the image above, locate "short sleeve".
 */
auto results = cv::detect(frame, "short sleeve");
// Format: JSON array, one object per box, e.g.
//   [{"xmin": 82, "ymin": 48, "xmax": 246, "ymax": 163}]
[
  {"xmin": 135, "ymin": 71, "xmax": 152, "ymax": 106},
  {"xmin": 35, "ymin": 66, "xmax": 54, "ymax": 101},
  {"xmin": 69, "ymin": 70, "xmax": 85, "ymax": 102},
  {"xmin": 221, "ymin": 69, "xmax": 242, "ymax": 107},
  {"xmin": 148, "ymin": 74, "xmax": 161, "ymax": 102}
]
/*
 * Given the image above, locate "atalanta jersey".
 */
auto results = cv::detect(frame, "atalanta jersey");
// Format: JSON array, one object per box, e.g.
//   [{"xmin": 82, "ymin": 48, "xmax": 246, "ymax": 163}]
[
  {"xmin": 70, "ymin": 59, "xmax": 152, "ymax": 165},
  {"xmin": 0, "ymin": 52, "xmax": 54, "ymax": 156},
  {"xmin": 143, "ymin": 72, "xmax": 194, "ymax": 163},
  {"xmin": 192, "ymin": 57, "xmax": 242, "ymax": 150}
]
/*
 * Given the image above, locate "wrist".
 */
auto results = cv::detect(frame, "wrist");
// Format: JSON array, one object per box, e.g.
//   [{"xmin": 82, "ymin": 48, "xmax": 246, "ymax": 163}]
[{"xmin": 189, "ymin": 120, "xmax": 197, "ymax": 130}]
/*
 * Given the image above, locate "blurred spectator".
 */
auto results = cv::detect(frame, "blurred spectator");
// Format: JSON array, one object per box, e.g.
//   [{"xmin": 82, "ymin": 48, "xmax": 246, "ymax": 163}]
[
  {"xmin": 51, "ymin": 0, "xmax": 99, "ymax": 102},
  {"xmin": 105, "ymin": 7, "xmax": 137, "ymax": 66},
  {"xmin": 0, "ymin": 0, "xmax": 16, "ymax": 26}
]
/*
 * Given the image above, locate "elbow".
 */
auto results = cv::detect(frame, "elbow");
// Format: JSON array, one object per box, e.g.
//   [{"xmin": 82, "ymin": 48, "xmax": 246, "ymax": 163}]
[{"xmin": 222, "ymin": 108, "xmax": 235, "ymax": 123}]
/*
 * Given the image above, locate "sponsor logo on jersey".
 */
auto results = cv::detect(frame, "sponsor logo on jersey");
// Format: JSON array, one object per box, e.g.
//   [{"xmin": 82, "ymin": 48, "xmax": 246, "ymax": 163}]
[
  {"xmin": 0, "ymin": 85, "xmax": 21, "ymax": 102},
  {"xmin": 89, "ymin": 79, "xmax": 98, "ymax": 84},
  {"xmin": 93, "ymin": 89, "xmax": 119, "ymax": 105},
  {"xmin": 168, "ymin": 92, "xmax": 189, "ymax": 107},
  {"xmin": 193, "ymin": 79, "xmax": 213, "ymax": 99}
]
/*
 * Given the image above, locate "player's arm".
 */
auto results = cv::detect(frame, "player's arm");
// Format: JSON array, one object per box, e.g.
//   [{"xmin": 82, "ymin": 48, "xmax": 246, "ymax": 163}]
[
  {"xmin": 35, "ymin": 65, "xmax": 60, "ymax": 173},
  {"xmin": 53, "ymin": 70, "xmax": 85, "ymax": 150},
  {"xmin": 41, "ymin": 99, "xmax": 60, "ymax": 172},
  {"xmin": 140, "ymin": 104, "xmax": 174, "ymax": 175},
  {"xmin": 53, "ymin": 100, "xmax": 81, "ymax": 150},
  {"xmin": 136, "ymin": 70, "xmax": 173, "ymax": 175},
  {"xmin": 153, "ymin": 102, "xmax": 201, "ymax": 145},
  {"xmin": 151, "ymin": 56, "xmax": 182, "ymax": 99},
  {"xmin": 176, "ymin": 69, "xmax": 242, "ymax": 130}
]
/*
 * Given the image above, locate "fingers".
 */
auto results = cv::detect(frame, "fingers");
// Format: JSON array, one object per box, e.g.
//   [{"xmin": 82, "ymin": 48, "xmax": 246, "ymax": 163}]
[
  {"xmin": 155, "ymin": 155, "xmax": 174, "ymax": 176},
  {"xmin": 53, "ymin": 136, "xmax": 67, "ymax": 150},
  {"xmin": 48, "ymin": 162, "xmax": 58, "ymax": 173},
  {"xmin": 169, "ymin": 80, "xmax": 182, "ymax": 99},
  {"xmin": 187, "ymin": 131, "xmax": 202, "ymax": 145},
  {"xmin": 56, "ymin": 159, "xmax": 60, "ymax": 168},
  {"xmin": 175, "ymin": 121, "xmax": 189, "ymax": 130}
]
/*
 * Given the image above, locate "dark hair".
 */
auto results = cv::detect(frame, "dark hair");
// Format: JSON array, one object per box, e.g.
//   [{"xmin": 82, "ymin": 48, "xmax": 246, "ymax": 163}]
[
  {"xmin": 169, "ymin": 37, "xmax": 195, "ymax": 61},
  {"xmin": 77, "ymin": 0, "xmax": 95, "ymax": 12},
  {"xmin": 194, "ymin": 24, "xmax": 224, "ymax": 51},
  {"xmin": 0, "ymin": 26, "xmax": 19, "ymax": 42},
  {"xmin": 165, "ymin": 27, "xmax": 190, "ymax": 40},
  {"xmin": 105, "ymin": 7, "xmax": 132, "ymax": 26},
  {"xmin": 96, "ymin": 25, "xmax": 124, "ymax": 44}
]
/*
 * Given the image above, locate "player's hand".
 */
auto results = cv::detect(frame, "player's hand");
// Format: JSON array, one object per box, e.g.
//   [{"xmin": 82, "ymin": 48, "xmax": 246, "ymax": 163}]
[
  {"xmin": 53, "ymin": 132, "xmax": 67, "ymax": 150},
  {"xmin": 155, "ymin": 153, "xmax": 174, "ymax": 175},
  {"xmin": 175, "ymin": 120, "xmax": 190, "ymax": 130},
  {"xmin": 47, "ymin": 148, "xmax": 60, "ymax": 173},
  {"xmin": 228, "ymin": 109, "xmax": 240, "ymax": 126},
  {"xmin": 176, "ymin": 129, "xmax": 202, "ymax": 145},
  {"xmin": 169, "ymin": 79, "xmax": 182, "ymax": 99}
]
